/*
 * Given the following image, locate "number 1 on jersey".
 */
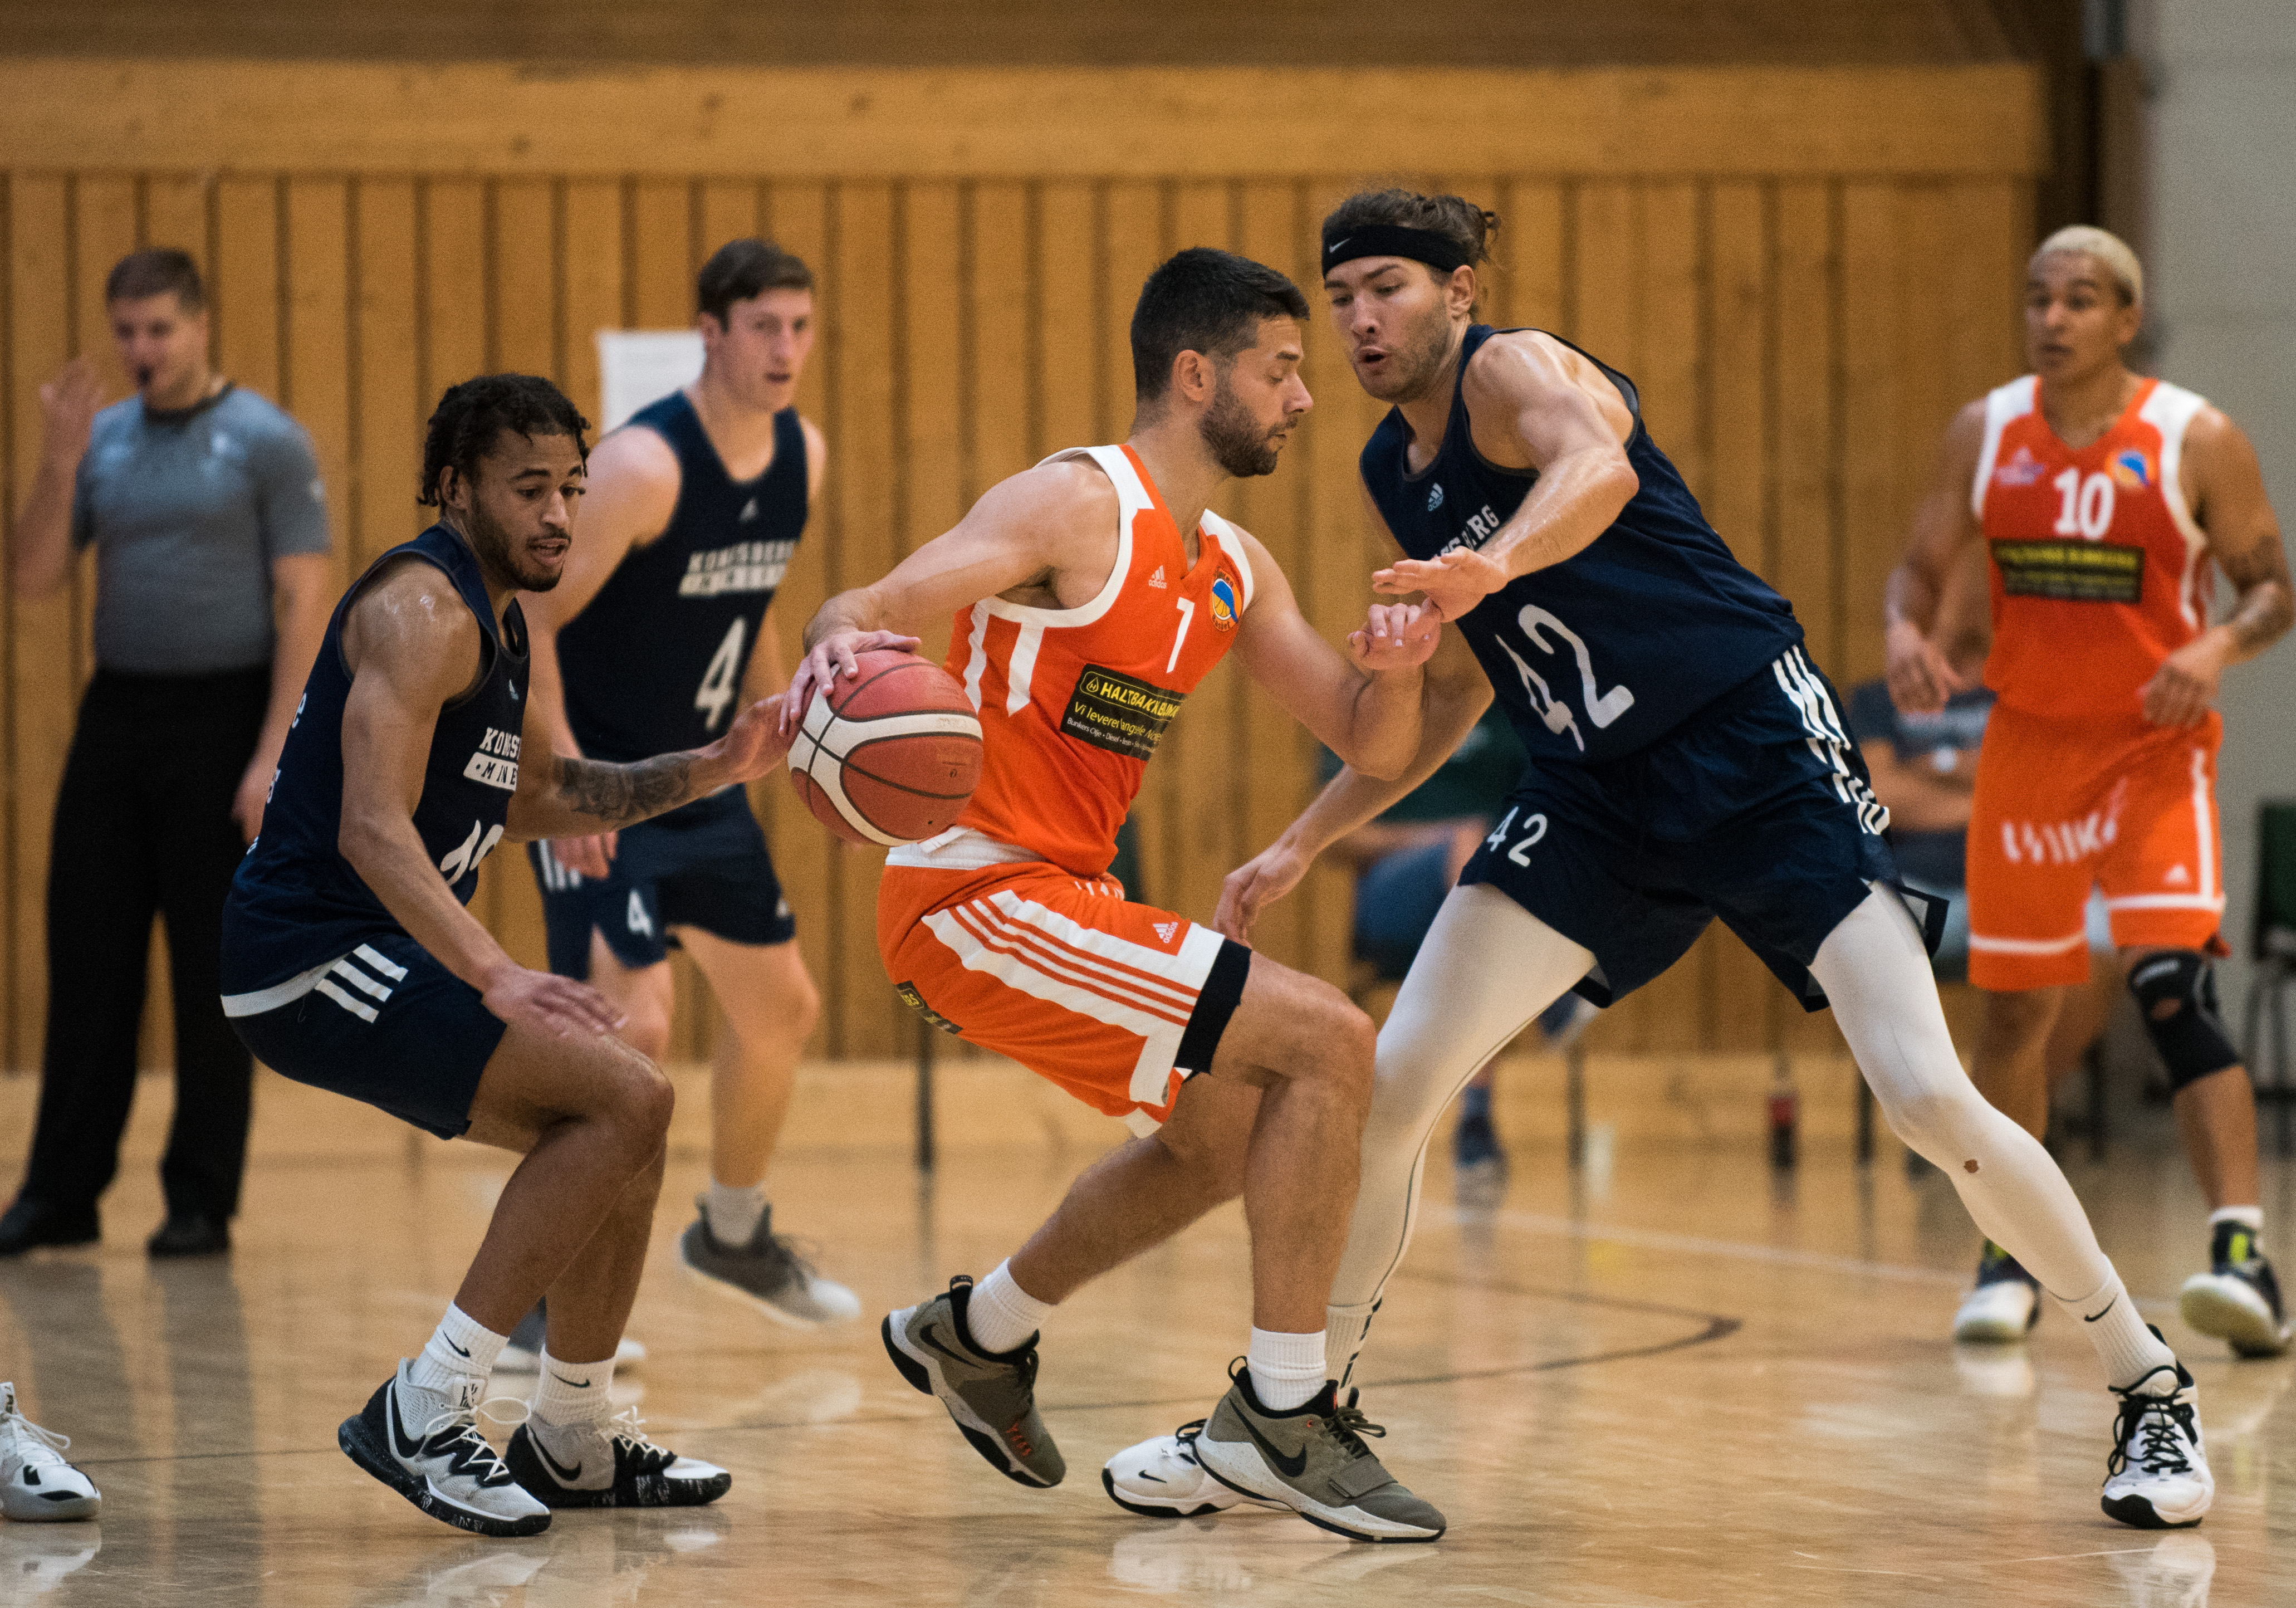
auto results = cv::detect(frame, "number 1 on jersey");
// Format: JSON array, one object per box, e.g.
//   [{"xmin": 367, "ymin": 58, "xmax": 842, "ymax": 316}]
[{"xmin": 697, "ymin": 618, "xmax": 748, "ymax": 731}]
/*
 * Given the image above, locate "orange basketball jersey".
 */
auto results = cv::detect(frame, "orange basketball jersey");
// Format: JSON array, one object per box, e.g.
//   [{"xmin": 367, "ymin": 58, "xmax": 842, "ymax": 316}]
[
  {"xmin": 933, "ymin": 443, "xmax": 1255, "ymax": 877},
  {"xmin": 1974, "ymin": 374, "xmax": 2212, "ymax": 719}
]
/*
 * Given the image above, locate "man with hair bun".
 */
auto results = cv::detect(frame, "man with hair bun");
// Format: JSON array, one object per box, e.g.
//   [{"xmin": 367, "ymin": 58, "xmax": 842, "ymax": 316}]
[
  {"xmin": 1120, "ymin": 192, "xmax": 2219, "ymax": 1532},
  {"xmin": 1887, "ymin": 226, "xmax": 2294, "ymax": 1361},
  {"xmin": 517, "ymin": 237, "xmax": 856, "ymax": 1347},
  {"xmin": 219, "ymin": 373, "xmax": 793, "ymax": 1534}
]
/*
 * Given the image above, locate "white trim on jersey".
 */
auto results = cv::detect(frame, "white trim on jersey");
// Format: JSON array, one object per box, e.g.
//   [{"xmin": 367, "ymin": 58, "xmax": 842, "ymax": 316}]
[
  {"xmin": 1971, "ymin": 375, "xmax": 2039, "ymax": 519},
  {"xmin": 965, "ymin": 444, "xmax": 1145, "ymax": 629},
  {"xmin": 2140, "ymin": 380, "xmax": 2212, "ymax": 629},
  {"xmin": 1005, "ymin": 621, "xmax": 1045, "ymax": 715},
  {"xmin": 1200, "ymin": 509, "xmax": 1256, "ymax": 612},
  {"xmin": 959, "ymin": 602, "xmax": 992, "ymax": 712},
  {"xmin": 2189, "ymin": 742, "xmax": 2217, "ymax": 903},
  {"xmin": 885, "ymin": 826, "xmax": 1046, "ymax": 872},
  {"xmin": 1773, "ymin": 648, "xmax": 1889, "ymax": 837},
  {"xmin": 2103, "ymin": 895, "xmax": 2226, "ymax": 911},
  {"xmin": 221, "ymin": 945, "xmax": 403, "ymax": 1022},
  {"xmin": 1968, "ymin": 928, "xmax": 2089, "ymax": 956}
]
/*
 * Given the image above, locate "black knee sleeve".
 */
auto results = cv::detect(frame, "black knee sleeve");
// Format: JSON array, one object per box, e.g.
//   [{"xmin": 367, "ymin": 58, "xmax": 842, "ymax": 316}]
[{"xmin": 2128, "ymin": 951, "xmax": 2241, "ymax": 1093}]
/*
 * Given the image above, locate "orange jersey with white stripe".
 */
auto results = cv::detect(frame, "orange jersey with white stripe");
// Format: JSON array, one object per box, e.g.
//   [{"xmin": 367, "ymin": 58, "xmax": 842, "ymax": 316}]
[
  {"xmin": 942, "ymin": 443, "xmax": 1256, "ymax": 876},
  {"xmin": 1975, "ymin": 374, "xmax": 2213, "ymax": 719}
]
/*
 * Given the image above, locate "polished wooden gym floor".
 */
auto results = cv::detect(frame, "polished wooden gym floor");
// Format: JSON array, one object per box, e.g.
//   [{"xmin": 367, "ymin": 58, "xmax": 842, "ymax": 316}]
[{"xmin": 2, "ymin": 1052, "xmax": 2290, "ymax": 1606}]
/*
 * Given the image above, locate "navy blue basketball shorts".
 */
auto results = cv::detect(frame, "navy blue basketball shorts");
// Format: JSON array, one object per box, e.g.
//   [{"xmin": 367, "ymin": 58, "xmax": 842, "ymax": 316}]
[
  {"xmin": 222, "ymin": 929, "xmax": 505, "ymax": 1141},
  {"xmin": 529, "ymin": 787, "xmax": 796, "ymax": 979},
  {"xmin": 1463, "ymin": 647, "xmax": 1945, "ymax": 1013}
]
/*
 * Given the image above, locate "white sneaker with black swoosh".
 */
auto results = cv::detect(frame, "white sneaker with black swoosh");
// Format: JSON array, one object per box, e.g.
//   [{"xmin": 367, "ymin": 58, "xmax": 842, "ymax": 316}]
[
  {"xmin": 2102, "ymin": 1349, "xmax": 2213, "ymax": 1531},
  {"xmin": 503, "ymin": 1407, "xmax": 731, "ymax": 1508},
  {"xmin": 1103, "ymin": 1419, "xmax": 1277, "ymax": 1517},
  {"xmin": 337, "ymin": 1362, "xmax": 550, "ymax": 1537}
]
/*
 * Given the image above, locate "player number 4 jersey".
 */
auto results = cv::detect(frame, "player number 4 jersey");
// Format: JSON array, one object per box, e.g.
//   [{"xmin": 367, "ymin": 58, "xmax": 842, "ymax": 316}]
[
  {"xmin": 927, "ymin": 443, "xmax": 1254, "ymax": 877},
  {"xmin": 1975, "ymin": 374, "xmax": 2212, "ymax": 720}
]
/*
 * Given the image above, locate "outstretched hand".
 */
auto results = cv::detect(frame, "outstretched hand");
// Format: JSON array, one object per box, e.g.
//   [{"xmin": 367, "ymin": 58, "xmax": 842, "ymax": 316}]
[
  {"xmin": 707, "ymin": 693, "xmax": 797, "ymax": 783},
  {"xmin": 481, "ymin": 962, "xmax": 626, "ymax": 1039},
  {"xmin": 1373, "ymin": 548, "xmax": 1509, "ymax": 622},
  {"xmin": 780, "ymin": 628, "xmax": 924, "ymax": 734},
  {"xmin": 1347, "ymin": 600, "xmax": 1442, "ymax": 673},
  {"xmin": 1215, "ymin": 838, "xmax": 1315, "ymax": 944}
]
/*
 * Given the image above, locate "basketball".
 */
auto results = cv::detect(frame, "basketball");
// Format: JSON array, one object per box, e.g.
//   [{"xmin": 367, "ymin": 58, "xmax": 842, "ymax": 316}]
[{"xmin": 789, "ymin": 650, "xmax": 983, "ymax": 846}]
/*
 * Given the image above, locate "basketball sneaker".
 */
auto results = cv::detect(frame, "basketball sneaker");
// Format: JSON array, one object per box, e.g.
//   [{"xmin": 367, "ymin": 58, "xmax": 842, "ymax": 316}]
[
  {"xmin": 1103, "ymin": 1419, "xmax": 1282, "ymax": 1518},
  {"xmin": 1952, "ymin": 1242, "xmax": 2041, "ymax": 1342},
  {"xmin": 491, "ymin": 1302, "xmax": 647, "ymax": 1377},
  {"xmin": 1192, "ymin": 1362, "xmax": 1445, "ymax": 1542},
  {"xmin": 337, "ymin": 1361, "xmax": 551, "ymax": 1537},
  {"xmin": 2177, "ymin": 1220, "xmax": 2291, "ymax": 1358},
  {"xmin": 503, "ymin": 1407, "xmax": 731, "ymax": 1508},
  {"xmin": 882, "ymin": 1275, "xmax": 1064, "ymax": 1487},
  {"xmin": 678, "ymin": 1200, "xmax": 861, "ymax": 1328},
  {"xmin": 2101, "ymin": 1350, "xmax": 2212, "ymax": 1530},
  {"xmin": 0, "ymin": 1384, "xmax": 100, "ymax": 1522}
]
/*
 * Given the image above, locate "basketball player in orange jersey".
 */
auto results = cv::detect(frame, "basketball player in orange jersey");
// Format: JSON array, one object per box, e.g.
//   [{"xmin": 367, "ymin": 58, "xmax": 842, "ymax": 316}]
[
  {"xmin": 1887, "ymin": 226, "xmax": 2294, "ymax": 1359},
  {"xmin": 783, "ymin": 248, "xmax": 1450, "ymax": 1542}
]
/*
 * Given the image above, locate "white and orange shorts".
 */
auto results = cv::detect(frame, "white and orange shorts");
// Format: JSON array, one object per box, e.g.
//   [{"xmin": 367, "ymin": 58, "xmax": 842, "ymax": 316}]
[
  {"xmin": 1966, "ymin": 706, "xmax": 2225, "ymax": 991},
  {"xmin": 878, "ymin": 832, "xmax": 1252, "ymax": 1131}
]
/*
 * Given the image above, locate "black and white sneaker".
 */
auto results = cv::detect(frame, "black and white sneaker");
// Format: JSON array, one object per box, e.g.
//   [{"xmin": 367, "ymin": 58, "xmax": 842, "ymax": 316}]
[
  {"xmin": 1103, "ymin": 1419, "xmax": 1274, "ymax": 1517},
  {"xmin": 1952, "ymin": 1242, "xmax": 2042, "ymax": 1343},
  {"xmin": 679, "ymin": 1200, "xmax": 860, "ymax": 1328},
  {"xmin": 504, "ymin": 1408, "xmax": 731, "ymax": 1508},
  {"xmin": 0, "ymin": 1383, "xmax": 99, "ymax": 1522},
  {"xmin": 2102, "ymin": 1350, "xmax": 2213, "ymax": 1530},
  {"xmin": 2178, "ymin": 1220, "xmax": 2292, "ymax": 1358},
  {"xmin": 337, "ymin": 1362, "xmax": 550, "ymax": 1538}
]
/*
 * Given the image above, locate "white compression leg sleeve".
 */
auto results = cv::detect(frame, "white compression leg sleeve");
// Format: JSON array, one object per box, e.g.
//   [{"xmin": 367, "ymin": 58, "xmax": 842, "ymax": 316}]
[
  {"xmin": 1327, "ymin": 884, "xmax": 1595, "ymax": 1381},
  {"xmin": 1812, "ymin": 886, "xmax": 2172, "ymax": 1386}
]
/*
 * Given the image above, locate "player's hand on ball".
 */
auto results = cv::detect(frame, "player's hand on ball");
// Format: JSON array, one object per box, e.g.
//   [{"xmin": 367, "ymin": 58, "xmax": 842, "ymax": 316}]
[
  {"xmin": 481, "ymin": 962, "xmax": 626, "ymax": 1039},
  {"xmin": 782, "ymin": 628, "xmax": 923, "ymax": 733},
  {"xmin": 1216, "ymin": 838, "xmax": 1314, "ymax": 944},
  {"xmin": 1348, "ymin": 600, "xmax": 1442, "ymax": 673},
  {"xmin": 1373, "ymin": 548, "xmax": 1507, "ymax": 622},
  {"xmin": 552, "ymin": 832, "xmax": 618, "ymax": 879},
  {"xmin": 707, "ymin": 694, "xmax": 796, "ymax": 782}
]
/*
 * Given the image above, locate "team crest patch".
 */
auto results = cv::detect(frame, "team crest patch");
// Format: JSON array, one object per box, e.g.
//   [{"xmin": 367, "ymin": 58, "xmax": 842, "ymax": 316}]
[
  {"xmin": 1208, "ymin": 573, "xmax": 1238, "ymax": 629},
  {"xmin": 2111, "ymin": 449, "xmax": 2153, "ymax": 490},
  {"xmin": 1994, "ymin": 444, "xmax": 2046, "ymax": 488}
]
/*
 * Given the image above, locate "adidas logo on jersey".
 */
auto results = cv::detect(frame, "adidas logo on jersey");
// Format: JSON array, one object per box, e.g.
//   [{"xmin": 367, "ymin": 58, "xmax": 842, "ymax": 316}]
[
  {"xmin": 739, "ymin": 497, "xmax": 760, "ymax": 522},
  {"xmin": 1427, "ymin": 482, "xmax": 1445, "ymax": 511},
  {"xmin": 1147, "ymin": 565, "xmax": 1168, "ymax": 589},
  {"xmin": 1153, "ymin": 921, "xmax": 1177, "ymax": 942},
  {"xmin": 2166, "ymin": 863, "xmax": 2192, "ymax": 886},
  {"xmin": 1994, "ymin": 444, "xmax": 2047, "ymax": 488}
]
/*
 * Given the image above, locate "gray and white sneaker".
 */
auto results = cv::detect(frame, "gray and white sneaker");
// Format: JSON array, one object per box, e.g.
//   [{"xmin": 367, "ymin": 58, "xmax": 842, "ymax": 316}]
[
  {"xmin": 679, "ymin": 1200, "xmax": 860, "ymax": 1328},
  {"xmin": 503, "ymin": 1406, "xmax": 731, "ymax": 1508},
  {"xmin": 2102, "ymin": 1351, "xmax": 2213, "ymax": 1531},
  {"xmin": 882, "ymin": 1275, "xmax": 1064, "ymax": 1487},
  {"xmin": 0, "ymin": 1384, "xmax": 99, "ymax": 1522},
  {"xmin": 337, "ymin": 1362, "xmax": 551, "ymax": 1537},
  {"xmin": 1103, "ymin": 1418, "xmax": 1281, "ymax": 1517},
  {"xmin": 1193, "ymin": 1362, "xmax": 1445, "ymax": 1543}
]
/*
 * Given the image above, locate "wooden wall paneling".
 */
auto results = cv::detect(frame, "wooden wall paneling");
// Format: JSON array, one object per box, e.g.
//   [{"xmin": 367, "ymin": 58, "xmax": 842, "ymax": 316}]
[
  {"xmin": 1098, "ymin": 181, "xmax": 1163, "ymax": 902},
  {"xmin": 561, "ymin": 180, "xmax": 622, "ymax": 427},
  {"xmin": 698, "ymin": 180, "xmax": 762, "ymax": 263},
  {"xmin": 350, "ymin": 179, "xmax": 420, "ymax": 573},
  {"xmin": 1943, "ymin": 180, "xmax": 2021, "ymax": 416},
  {"xmin": 284, "ymin": 180, "xmax": 354, "ymax": 594},
  {"xmin": 74, "ymin": 178, "xmax": 140, "ymax": 682},
  {"xmin": 904, "ymin": 182, "xmax": 965, "ymax": 556},
  {"xmin": 829, "ymin": 182, "xmax": 899, "ymax": 1057},
  {"xmin": 967, "ymin": 182, "xmax": 1031, "ymax": 498},
  {"xmin": 629, "ymin": 180, "xmax": 692, "ymax": 329},
  {"xmin": 1034, "ymin": 183, "xmax": 1096, "ymax": 462},
  {"xmin": 6, "ymin": 178, "xmax": 72, "ymax": 1072},
  {"xmin": 1858, "ymin": 181, "xmax": 1951, "ymax": 688},
  {"xmin": 142, "ymin": 175, "xmax": 211, "ymax": 277},
  {"xmin": 1500, "ymin": 180, "xmax": 1566, "ymax": 331},
  {"xmin": 216, "ymin": 178, "xmax": 281, "ymax": 401},
  {"xmin": 1775, "ymin": 178, "xmax": 1849, "ymax": 1057}
]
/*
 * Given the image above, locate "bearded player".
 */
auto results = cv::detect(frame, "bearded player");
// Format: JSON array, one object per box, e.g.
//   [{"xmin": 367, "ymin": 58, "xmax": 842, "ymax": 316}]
[
  {"xmin": 1886, "ymin": 226, "xmax": 2292, "ymax": 1358},
  {"xmin": 785, "ymin": 248, "xmax": 1448, "ymax": 1542},
  {"xmin": 1109, "ymin": 193, "xmax": 2216, "ymax": 1532}
]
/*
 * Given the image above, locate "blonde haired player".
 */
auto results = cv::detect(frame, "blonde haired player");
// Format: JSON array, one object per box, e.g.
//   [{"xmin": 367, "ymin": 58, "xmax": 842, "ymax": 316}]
[
  {"xmin": 1887, "ymin": 226, "xmax": 2294, "ymax": 1358},
  {"xmin": 787, "ymin": 247, "xmax": 1448, "ymax": 1542}
]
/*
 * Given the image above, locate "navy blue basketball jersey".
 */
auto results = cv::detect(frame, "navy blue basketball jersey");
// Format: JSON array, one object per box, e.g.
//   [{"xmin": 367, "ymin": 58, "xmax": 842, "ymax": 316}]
[
  {"xmin": 555, "ymin": 392, "xmax": 807, "ymax": 762},
  {"xmin": 222, "ymin": 524, "xmax": 528, "ymax": 990},
  {"xmin": 1361, "ymin": 324, "xmax": 1801, "ymax": 766}
]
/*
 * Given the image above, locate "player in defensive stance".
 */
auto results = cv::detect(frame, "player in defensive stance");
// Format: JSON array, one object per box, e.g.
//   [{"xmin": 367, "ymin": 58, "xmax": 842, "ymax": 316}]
[
  {"xmin": 1112, "ymin": 192, "xmax": 2213, "ymax": 1531},
  {"xmin": 521, "ymin": 239, "xmax": 855, "ymax": 1339},
  {"xmin": 220, "ymin": 376, "xmax": 790, "ymax": 1536},
  {"xmin": 785, "ymin": 248, "xmax": 1448, "ymax": 1541},
  {"xmin": 1886, "ymin": 227, "xmax": 2293, "ymax": 1357}
]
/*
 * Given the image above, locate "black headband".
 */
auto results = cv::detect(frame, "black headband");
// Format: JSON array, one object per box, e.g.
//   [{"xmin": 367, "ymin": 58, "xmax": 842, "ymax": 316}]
[{"xmin": 1321, "ymin": 223, "xmax": 1473, "ymax": 278}]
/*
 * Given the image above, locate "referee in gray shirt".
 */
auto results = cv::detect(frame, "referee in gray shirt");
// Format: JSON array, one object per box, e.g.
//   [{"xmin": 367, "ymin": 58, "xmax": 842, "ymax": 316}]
[{"xmin": 0, "ymin": 250, "xmax": 332, "ymax": 1259}]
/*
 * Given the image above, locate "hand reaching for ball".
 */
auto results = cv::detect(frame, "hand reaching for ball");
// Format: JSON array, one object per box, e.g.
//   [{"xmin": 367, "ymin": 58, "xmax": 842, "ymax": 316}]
[{"xmin": 783, "ymin": 628, "xmax": 924, "ymax": 734}]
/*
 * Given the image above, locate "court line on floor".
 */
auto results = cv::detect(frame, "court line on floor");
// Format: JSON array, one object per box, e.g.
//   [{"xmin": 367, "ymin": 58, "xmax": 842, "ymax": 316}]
[{"xmin": 1485, "ymin": 1209, "xmax": 1970, "ymax": 1287}]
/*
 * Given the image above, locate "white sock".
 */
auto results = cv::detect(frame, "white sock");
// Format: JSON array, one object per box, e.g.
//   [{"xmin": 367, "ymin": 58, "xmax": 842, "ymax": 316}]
[
  {"xmin": 1325, "ymin": 1301, "xmax": 1378, "ymax": 1391},
  {"xmin": 2211, "ymin": 1205, "xmax": 2264, "ymax": 1236},
  {"xmin": 705, "ymin": 1180, "xmax": 768, "ymax": 1247},
  {"xmin": 2054, "ymin": 1271, "xmax": 2178, "ymax": 1392},
  {"xmin": 1248, "ymin": 1328, "xmax": 1327, "ymax": 1412},
  {"xmin": 408, "ymin": 1303, "xmax": 506, "ymax": 1396},
  {"xmin": 531, "ymin": 1347, "xmax": 615, "ymax": 1426},
  {"xmin": 965, "ymin": 1262, "xmax": 1052, "ymax": 1355}
]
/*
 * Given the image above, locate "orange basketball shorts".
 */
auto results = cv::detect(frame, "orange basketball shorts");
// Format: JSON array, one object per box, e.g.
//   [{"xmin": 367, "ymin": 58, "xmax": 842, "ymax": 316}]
[
  {"xmin": 878, "ymin": 856, "xmax": 1252, "ymax": 1130},
  {"xmin": 1966, "ymin": 706, "xmax": 2225, "ymax": 990}
]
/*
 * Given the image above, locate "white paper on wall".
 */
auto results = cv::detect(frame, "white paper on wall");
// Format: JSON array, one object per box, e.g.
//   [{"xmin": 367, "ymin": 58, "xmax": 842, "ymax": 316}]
[{"xmin": 595, "ymin": 330, "xmax": 705, "ymax": 432}]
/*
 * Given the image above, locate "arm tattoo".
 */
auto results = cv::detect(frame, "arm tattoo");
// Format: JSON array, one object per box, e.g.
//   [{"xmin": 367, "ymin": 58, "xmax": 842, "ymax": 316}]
[
  {"xmin": 2218, "ymin": 542, "xmax": 2295, "ymax": 654},
  {"xmin": 552, "ymin": 752, "xmax": 696, "ymax": 828}
]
